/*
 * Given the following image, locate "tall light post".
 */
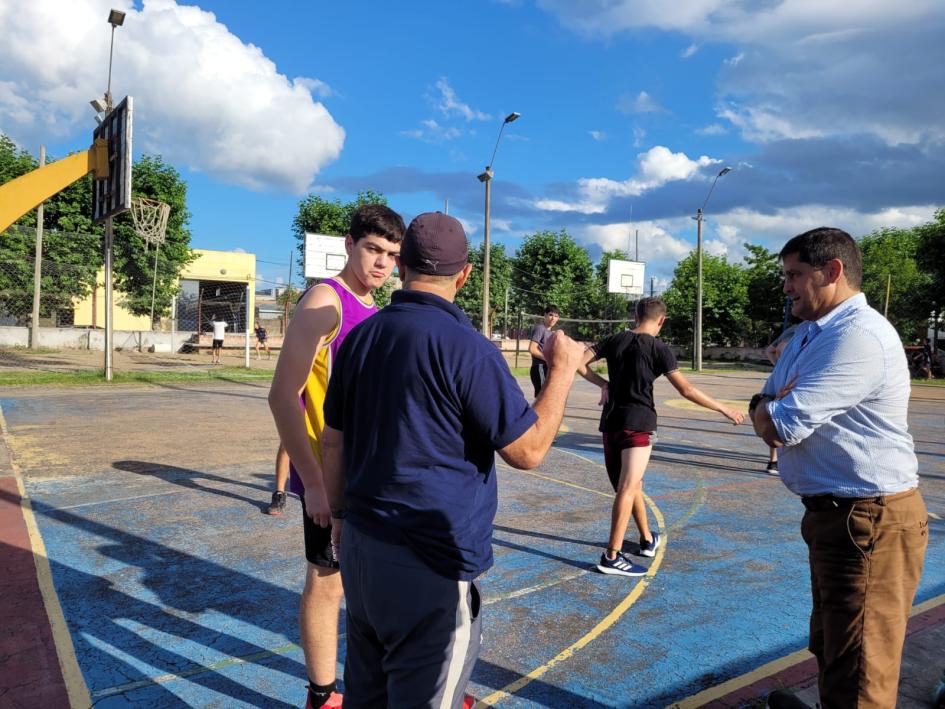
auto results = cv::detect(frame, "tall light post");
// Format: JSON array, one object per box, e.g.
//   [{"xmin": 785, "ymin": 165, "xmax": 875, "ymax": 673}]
[
  {"xmin": 693, "ymin": 165, "xmax": 732, "ymax": 372},
  {"xmin": 101, "ymin": 8, "xmax": 125, "ymax": 382},
  {"xmin": 478, "ymin": 111, "xmax": 520, "ymax": 337}
]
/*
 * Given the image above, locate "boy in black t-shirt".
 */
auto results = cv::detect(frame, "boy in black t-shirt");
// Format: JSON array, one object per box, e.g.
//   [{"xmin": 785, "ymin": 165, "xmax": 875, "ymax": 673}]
[{"xmin": 579, "ymin": 297, "xmax": 744, "ymax": 576}]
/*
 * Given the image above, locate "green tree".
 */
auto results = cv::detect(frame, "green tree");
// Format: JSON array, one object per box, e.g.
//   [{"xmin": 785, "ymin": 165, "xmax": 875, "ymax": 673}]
[
  {"xmin": 511, "ymin": 229, "xmax": 595, "ymax": 323},
  {"xmin": 661, "ymin": 251, "xmax": 748, "ymax": 348},
  {"xmin": 291, "ymin": 190, "xmax": 397, "ymax": 305},
  {"xmin": 455, "ymin": 242, "xmax": 513, "ymax": 333},
  {"xmin": 112, "ymin": 155, "xmax": 197, "ymax": 321},
  {"xmin": 742, "ymin": 243, "xmax": 786, "ymax": 346},
  {"xmin": 914, "ymin": 209, "xmax": 945, "ymax": 340},
  {"xmin": 858, "ymin": 226, "xmax": 930, "ymax": 342}
]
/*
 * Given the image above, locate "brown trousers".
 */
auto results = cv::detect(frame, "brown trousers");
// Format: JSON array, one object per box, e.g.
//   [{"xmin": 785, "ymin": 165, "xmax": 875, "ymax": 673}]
[{"xmin": 801, "ymin": 488, "xmax": 929, "ymax": 708}]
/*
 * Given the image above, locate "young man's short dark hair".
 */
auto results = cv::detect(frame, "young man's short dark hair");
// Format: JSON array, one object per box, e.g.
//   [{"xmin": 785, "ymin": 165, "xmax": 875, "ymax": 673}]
[
  {"xmin": 635, "ymin": 297, "xmax": 666, "ymax": 323},
  {"xmin": 779, "ymin": 227, "xmax": 863, "ymax": 289},
  {"xmin": 349, "ymin": 204, "xmax": 407, "ymax": 243},
  {"xmin": 544, "ymin": 305, "xmax": 560, "ymax": 316}
]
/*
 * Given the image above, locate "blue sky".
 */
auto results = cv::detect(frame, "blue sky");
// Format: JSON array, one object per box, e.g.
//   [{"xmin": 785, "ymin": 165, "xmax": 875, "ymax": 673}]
[{"xmin": 2, "ymin": 1, "xmax": 943, "ymax": 294}]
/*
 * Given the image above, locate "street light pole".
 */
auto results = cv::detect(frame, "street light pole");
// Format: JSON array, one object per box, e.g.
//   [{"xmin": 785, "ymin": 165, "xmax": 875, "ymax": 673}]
[
  {"xmin": 693, "ymin": 166, "xmax": 732, "ymax": 372},
  {"xmin": 478, "ymin": 111, "xmax": 520, "ymax": 338}
]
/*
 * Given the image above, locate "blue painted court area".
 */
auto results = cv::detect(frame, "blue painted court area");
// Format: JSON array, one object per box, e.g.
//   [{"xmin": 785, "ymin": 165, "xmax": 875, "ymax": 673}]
[{"xmin": 8, "ymin": 377, "xmax": 945, "ymax": 707}]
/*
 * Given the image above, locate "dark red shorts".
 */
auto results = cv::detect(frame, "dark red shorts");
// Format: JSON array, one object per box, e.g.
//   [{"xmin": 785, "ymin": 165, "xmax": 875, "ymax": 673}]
[{"xmin": 602, "ymin": 429, "xmax": 653, "ymax": 491}]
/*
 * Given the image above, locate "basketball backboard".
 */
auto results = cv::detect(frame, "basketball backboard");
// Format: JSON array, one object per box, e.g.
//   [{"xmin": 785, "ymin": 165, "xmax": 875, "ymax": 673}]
[
  {"xmin": 304, "ymin": 233, "xmax": 348, "ymax": 279},
  {"xmin": 93, "ymin": 95, "xmax": 133, "ymax": 223},
  {"xmin": 607, "ymin": 259, "xmax": 645, "ymax": 296}
]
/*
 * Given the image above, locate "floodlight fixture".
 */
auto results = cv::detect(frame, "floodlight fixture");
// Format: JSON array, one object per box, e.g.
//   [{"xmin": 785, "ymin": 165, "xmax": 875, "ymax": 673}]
[
  {"xmin": 90, "ymin": 97, "xmax": 108, "ymax": 114},
  {"xmin": 504, "ymin": 112, "xmax": 521, "ymax": 124},
  {"xmin": 108, "ymin": 9, "xmax": 126, "ymax": 26}
]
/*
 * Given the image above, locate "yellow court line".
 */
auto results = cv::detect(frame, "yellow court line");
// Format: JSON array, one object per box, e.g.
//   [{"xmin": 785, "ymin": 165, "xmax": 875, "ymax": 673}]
[
  {"xmin": 477, "ymin": 449, "xmax": 666, "ymax": 707},
  {"xmin": 0, "ymin": 406, "xmax": 91, "ymax": 709},
  {"xmin": 666, "ymin": 590, "xmax": 945, "ymax": 708}
]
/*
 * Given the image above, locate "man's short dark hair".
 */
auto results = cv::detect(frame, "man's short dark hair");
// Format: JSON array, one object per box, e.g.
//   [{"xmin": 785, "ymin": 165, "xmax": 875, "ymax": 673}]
[
  {"xmin": 635, "ymin": 296, "xmax": 666, "ymax": 323},
  {"xmin": 544, "ymin": 305, "xmax": 560, "ymax": 316},
  {"xmin": 349, "ymin": 204, "xmax": 406, "ymax": 243},
  {"xmin": 779, "ymin": 227, "xmax": 862, "ymax": 289}
]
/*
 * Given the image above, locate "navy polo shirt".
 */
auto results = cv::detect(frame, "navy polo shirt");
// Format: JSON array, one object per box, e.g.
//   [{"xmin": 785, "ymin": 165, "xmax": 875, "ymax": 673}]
[{"xmin": 324, "ymin": 289, "xmax": 537, "ymax": 581}]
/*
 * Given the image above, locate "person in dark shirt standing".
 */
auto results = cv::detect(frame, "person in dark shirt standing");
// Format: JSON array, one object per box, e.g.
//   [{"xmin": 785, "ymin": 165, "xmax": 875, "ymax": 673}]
[
  {"xmin": 580, "ymin": 297, "xmax": 744, "ymax": 576},
  {"xmin": 320, "ymin": 212, "xmax": 585, "ymax": 708},
  {"xmin": 528, "ymin": 304, "xmax": 560, "ymax": 397}
]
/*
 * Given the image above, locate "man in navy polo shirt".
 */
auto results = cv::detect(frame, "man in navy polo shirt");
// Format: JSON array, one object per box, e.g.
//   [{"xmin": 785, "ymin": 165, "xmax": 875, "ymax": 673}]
[{"xmin": 320, "ymin": 212, "xmax": 585, "ymax": 709}]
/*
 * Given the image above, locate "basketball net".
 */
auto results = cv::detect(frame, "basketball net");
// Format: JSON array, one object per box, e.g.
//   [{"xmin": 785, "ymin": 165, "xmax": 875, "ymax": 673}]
[{"xmin": 131, "ymin": 197, "xmax": 170, "ymax": 246}]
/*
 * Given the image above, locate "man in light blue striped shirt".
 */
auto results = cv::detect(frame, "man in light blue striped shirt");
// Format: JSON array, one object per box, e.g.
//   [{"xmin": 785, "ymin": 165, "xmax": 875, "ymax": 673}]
[{"xmin": 750, "ymin": 227, "xmax": 928, "ymax": 709}]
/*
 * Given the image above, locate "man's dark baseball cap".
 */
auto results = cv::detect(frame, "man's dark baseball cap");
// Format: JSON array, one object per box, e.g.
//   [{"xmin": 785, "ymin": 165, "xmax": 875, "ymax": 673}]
[{"xmin": 400, "ymin": 212, "xmax": 469, "ymax": 276}]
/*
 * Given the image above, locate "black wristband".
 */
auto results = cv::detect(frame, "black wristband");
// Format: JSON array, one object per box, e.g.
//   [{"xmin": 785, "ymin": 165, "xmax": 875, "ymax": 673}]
[{"xmin": 330, "ymin": 509, "xmax": 347, "ymax": 520}]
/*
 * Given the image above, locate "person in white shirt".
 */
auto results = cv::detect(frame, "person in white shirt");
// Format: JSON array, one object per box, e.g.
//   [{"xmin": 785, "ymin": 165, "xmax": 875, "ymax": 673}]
[{"xmin": 210, "ymin": 316, "xmax": 228, "ymax": 364}]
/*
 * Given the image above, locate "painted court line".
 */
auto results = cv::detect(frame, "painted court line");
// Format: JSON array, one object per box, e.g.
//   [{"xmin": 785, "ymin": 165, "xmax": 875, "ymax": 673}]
[
  {"xmin": 53, "ymin": 488, "xmax": 187, "ymax": 510},
  {"xmin": 476, "ymin": 446, "xmax": 668, "ymax": 707},
  {"xmin": 0, "ymin": 405, "xmax": 91, "ymax": 709}
]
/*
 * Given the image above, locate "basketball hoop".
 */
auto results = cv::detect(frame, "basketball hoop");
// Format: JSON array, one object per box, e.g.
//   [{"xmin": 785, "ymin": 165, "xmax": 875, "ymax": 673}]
[{"xmin": 131, "ymin": 197, "xmax": 170, "ymax": 246}]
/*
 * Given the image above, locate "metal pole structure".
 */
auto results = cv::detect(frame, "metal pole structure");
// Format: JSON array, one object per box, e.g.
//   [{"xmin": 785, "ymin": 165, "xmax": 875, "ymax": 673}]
[
  {"xmin": 480, "ymin": 170, "xmax": 492, "ymax": 337},
  {"xmin": 693, "ymin": 166, "xmax": 732, "ymax": 372},
  {"xmin": 635, "ymin": 229, "xmax": 639, "ymax": 262},
  {"xmin": 694, "ymin": 209, "xmax": 703, "ymax": 372},
  {"xmin": 478, "ymin": 112, "xmax": 520, "ymax": 339},
  {"xmin": 149, "ymin": 242, "xmax": 160, "ymax": 328},
  {"xmin": 31, "ymin": 145, "xmax": 45, "ymax": 349},
  {"xmin": 444, "ymin": 198, "xmax": 449, "ymax": 215},
  {"xmin": 171, "ymin": 295, "xmax": 177, "ymax": 354},
  {"xmin": 650, "ymin": 277, "xmax": 655, "ymax": 297},
  {"xmin": 104, "ymin": 216, "xmax": 114, "ymax": 380},
  {"xmin": 244, "ymin": 283, "xmax": 251, "ymax": 368},
  {"xmin": 883, "ymin": 273, "xmax": 892, "ymax": 319},
  {"xmin": 504, "ymin": 285, "xmax": 509, "ymax": 340}
]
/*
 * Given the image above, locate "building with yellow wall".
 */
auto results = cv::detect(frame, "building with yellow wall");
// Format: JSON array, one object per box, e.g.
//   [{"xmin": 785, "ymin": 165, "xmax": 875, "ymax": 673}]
[{"xmin": 73, "ymin": 249, "xmax": 256, "ymax": 332}]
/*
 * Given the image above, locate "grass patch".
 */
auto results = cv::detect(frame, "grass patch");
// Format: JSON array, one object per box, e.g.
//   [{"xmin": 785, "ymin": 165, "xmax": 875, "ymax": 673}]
[
  {"xmin": 913, "ymin": 377, "xmax": 945, "ymax": 387},
  {"xmin": 0, "ymin": 367, "xmax": 274, "ymax": 388}
]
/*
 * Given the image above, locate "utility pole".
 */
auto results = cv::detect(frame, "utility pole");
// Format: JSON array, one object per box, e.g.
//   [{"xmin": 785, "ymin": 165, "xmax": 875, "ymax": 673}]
[
  {"xmin": 635, "ymin": 229, "xmax": 639, "ymax": 262},
  {"xmin": 31, "ymin": 146, "xmax": 45, "ymax": 349}
]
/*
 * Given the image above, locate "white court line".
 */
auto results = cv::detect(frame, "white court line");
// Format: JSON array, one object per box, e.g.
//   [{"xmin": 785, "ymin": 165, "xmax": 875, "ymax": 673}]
[{"xmin": 52, "ymin": 488, "xmax": 189, "ymax": 510}]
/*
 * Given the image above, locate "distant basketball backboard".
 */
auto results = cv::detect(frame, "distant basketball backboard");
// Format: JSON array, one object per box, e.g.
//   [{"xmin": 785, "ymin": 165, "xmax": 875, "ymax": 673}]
[
  {"xmin": 304, "ymin": 233, "xmax": 348, "ymax": 279},
  {"xmin": 92, "ymin": 95, "xmax": 133, "ymax": 223},
  {"xmin": 607, "ymin": 259, "xmax": 645, "ymax": 296}
]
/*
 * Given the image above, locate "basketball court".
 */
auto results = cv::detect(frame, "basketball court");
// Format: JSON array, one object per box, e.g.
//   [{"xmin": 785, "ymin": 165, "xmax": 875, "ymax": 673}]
[{"xmin": 2, "ymin": 373, "xmax": 943, "ymax": 707}]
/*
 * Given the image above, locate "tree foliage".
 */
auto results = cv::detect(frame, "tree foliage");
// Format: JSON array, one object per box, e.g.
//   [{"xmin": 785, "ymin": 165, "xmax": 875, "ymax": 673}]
[
  {"xmin": 914, "ymin": 209, "xmax": 945, "ymax": 330},
  {"xmin": 113, "ymin": 155, "xmax": 197, "ymax": 320},
  {"xmin": 661, "ymin": 252, "xmax": 748, "ymax": 347},
  {"xmin": 858, "ymin": 227, "xmax": 930, "ymax": 340},
  {"xmin": 455, "ymin": 242, "xmax": 513, "ymax": 333},
  {"xmin": 511, "ymin": 229, "xmax": 595, "ymax": 319},
  {"xmin": 742, "ymin": 243, "xmax": 786, "ymax": 346}
]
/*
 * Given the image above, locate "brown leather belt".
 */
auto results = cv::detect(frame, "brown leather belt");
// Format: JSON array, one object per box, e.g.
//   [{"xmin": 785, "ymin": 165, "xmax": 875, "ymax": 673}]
[{"xmin": 801, "ymin": 487, "xmax": 916, "ymax": 511}]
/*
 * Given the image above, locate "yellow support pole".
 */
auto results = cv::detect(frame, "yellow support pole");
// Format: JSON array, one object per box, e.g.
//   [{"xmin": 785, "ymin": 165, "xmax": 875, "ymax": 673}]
[{"xmin": 0, "ymin": 139, "xmax": 109, "ymax": 233}]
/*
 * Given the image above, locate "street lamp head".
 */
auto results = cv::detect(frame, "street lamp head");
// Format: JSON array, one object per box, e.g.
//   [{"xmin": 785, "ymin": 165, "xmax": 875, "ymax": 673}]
[
  {"xmin": 108, "ymin": 9, "xmax": 126, "ymax": 26},
  {"xmin": 718, "ymin": 166, "xmax": 732, "ymax": 177},
  {"xmin": 90, "ymin": 97, "xmax": 108, "ymax": 114},
  {"xmin": 477, "ymin": 167, "xmax": 494, "ymax": 183},
  {"xmin": 504, "ymin": 112, "xmax": 521, "ymax": 124}
]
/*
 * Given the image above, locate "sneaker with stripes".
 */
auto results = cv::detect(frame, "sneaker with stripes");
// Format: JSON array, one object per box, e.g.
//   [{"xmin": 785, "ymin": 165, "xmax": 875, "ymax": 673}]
[{"xmin": 597, "ymin": 551, "xmax": 647, "ymax": 577}]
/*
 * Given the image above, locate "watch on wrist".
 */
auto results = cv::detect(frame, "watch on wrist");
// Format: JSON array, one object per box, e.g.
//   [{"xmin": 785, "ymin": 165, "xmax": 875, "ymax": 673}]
[
  {"xmin": 748, "ymin": 393, "xmax": 770, "ymax": 413},
  {"xmin": 330, "ymin": 508, "xmax": 347, "ymax": 520}
]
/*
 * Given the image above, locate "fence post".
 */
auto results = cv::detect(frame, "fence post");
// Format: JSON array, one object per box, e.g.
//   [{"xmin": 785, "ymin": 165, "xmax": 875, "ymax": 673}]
[
  {"xmin": 515, "ymin": 311, "xmax": 522, "ymax": 369},
  {"xmin": 30, "ymin": 146, "xmax": 45, "ymax": 349},
  {"xmin": 245, "ymin": 283, "xmax": 251, "ymax": 368}
]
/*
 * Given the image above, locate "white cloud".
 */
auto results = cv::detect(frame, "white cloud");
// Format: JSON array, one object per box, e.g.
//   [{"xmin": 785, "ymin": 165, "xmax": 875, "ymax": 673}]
[
  {"xmin": 578, "ymin": 220, "xmax": 694, "ymax": 263},
  {"xmin": 431, "ymin": 77, "xmax": 491, "ymax": 122},
  {"xmin": 537, "ymin": 1, "xmax": 945, "ymax": 146},
  {"xmin": 455, "ymin": 215, "xmax": 479, "ymax": 237},
  {"xmin": 589, "ymin": 130, "xmax": 607, "ymax": 141},
  {"xmin": 533, "ymin": 146, "xmax": 718, "ymax": 215},
  {"xmin": 632, "ymin": 125, "xmax": 646, "ymax": 147},
  {"xmin": 681, "ymin": 43, "xmax": 700, "ymax": 58},
  {"xmin": 401, "ymin": 119, "xmax": 462, "ymax": 143},
  {"xmin": 0, "ymin": 0, "xmax": 344, "ymax": 194},
  {"xmin": 696, "ymin": 123, "xmax": 727, "ymax": 136},
  {"xmin": 293, "ymin": 76, "xmax": 334, "ymax": 99},
  {"xmin": 617, "ymin": 90, "xmax": 664, "ymax": 114}
]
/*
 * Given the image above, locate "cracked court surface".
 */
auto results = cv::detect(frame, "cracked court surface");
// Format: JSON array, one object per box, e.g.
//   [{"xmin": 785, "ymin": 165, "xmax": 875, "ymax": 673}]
[{"xmin": 2, "ymin": 373, "xmax": 943, "ymax": 707}]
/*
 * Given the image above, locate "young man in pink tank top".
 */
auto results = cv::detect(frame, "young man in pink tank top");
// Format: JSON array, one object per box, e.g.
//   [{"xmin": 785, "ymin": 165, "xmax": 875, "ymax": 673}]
[{"xmin": 269, "ymin": 204, "xmax": 405, "ymax": 708}]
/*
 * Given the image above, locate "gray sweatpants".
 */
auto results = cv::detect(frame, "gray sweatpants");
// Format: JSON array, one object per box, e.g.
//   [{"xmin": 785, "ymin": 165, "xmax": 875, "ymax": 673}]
[{"xmin": 340, "ymin": 522, "xmax": 482, "ymax": 709}]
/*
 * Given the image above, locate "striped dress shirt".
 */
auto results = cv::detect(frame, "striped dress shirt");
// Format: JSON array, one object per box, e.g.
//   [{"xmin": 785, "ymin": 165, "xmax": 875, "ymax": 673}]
[{"xmin": 763, "ymin": 293, "xmax": 918, "ymax": 497}]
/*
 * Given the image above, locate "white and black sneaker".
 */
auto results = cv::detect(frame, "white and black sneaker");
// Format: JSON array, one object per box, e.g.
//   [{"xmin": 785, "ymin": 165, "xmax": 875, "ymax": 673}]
[
  {"xmin": 597, "ymin": 551, "xmax": 647, "ymax": 577},
  {"xmin": 637, "ymin": 531, "xmax": 661, "ymax": 558}
]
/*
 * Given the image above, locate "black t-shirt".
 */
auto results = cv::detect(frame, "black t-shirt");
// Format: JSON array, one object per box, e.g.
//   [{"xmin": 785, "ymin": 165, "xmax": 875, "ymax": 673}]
[{"xmin": 592, "ymin": 331, "xmax": 678, "ymax": 433}]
